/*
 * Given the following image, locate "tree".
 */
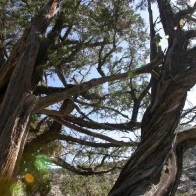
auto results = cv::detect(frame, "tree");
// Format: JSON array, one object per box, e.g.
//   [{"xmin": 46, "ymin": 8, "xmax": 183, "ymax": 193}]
[
  {"xmin": 0, "ymin": 0, "xmax": 195, "ymax": 195},
  {"xmin": 109, "ymin": 0, "xmax": 196, "ymax": 195}
]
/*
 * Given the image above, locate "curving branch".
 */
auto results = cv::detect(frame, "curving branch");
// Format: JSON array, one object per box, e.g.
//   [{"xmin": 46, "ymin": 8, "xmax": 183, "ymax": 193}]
[
  {"xmin": 180, "ymin": 115, "xmax": 196, "ymax": 125},
  {"xmin": 63, "ymin": 116, "xmax": 141, "ymax": 131},
  {"xmin": 52, "ymin": 117, "xmax": 136, "ymax": 147},
  {"xmin": 57, "ymin": 134, "xmax": 130, "ymax": 148},
  {"xmin": 181, "ymin": 106, "xmax": 196, "ymax": 118},
  {"xmin": 176, "ymin": 126, "xmax": 196, "ymax": 147},
  {"xmin": 186, "ymin": 30, "xmax": 196, "ymax": 39},
  {"xmin": 25, "ymin": 121, "xmax": 126, "ymax": 153}
]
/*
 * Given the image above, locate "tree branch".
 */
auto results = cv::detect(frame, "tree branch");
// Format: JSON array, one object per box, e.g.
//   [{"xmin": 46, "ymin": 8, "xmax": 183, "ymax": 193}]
[
  {"xmin": 52, "ymin": 117, "xmax": 136, "ymax": 147},
  {"xmin": 51, "ymin": 157, "xmax": 118, "ymax": 175},
  {"xmin": 176, "ymin": 4, "xmax": 196, "ymax": 20},
  {"xmin": 34, "ymin": 53, "xmax": 163, "ymax": 112},
  {"xmin": 75, "ymin": 99, "xmax": 129, "ymax": 119},
  {"xmin": 63, "ymin": 116, "xmax": 141, "ymax": 131},
  {"xmin": 157, "ymin": 0, "xmax": 178, "ymax": 36},
  {"xmin": 52, "ymin": 39, "xmax": 110, "ymax": 50},
  {"xmin": 181, "ymin": 106, "xmax": 196, "ymax": 118},
  {"xmin": 57, "ymin": 134, "xmax": 130, "ymax": 148},
  {"xmin": 186, "ymin": 30, "xmax": 196, "ymax": 39},
  {"xmin": 176, "ymin": 127, "xmax": 196, "ymax": 146}
]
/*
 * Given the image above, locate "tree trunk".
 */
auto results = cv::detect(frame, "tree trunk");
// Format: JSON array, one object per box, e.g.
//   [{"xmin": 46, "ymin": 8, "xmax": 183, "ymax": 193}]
[
  {"xmin": 109, "ymin": 79, "xmax": 185, "ymax": 195},
  {"xmin": 0, "ymin": 95, "xmax": 36, "ymax": 195},
  {"xmin": 109, "ymin": 1, "xmax": 196, "ymax": 193},
  {"xmin": 0, "ymin": 0, "xmax": 60, "ymax": 191}
]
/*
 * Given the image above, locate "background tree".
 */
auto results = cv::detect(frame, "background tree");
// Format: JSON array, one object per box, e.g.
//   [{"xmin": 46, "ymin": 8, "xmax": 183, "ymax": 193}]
[{"xmin": 0, "ymin": 0, "xmax": 195, "ymax": 195}]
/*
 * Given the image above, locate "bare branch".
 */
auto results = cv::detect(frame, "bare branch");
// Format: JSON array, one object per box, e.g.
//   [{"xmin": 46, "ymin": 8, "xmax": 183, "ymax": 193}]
[
  {"xmin": 57, "ymin": 134, "xmax": 129, "ymax": 148},
  {"xmin": 186, "ymin": 30, "xmax": 196, "ymax": 39},
  {"xmin": 181, "ymin": 106, "xmax": 196, "ymax": 118},
  {"xmin": 184, "ymin": 15, "xmax": 196, "ymax": 23},
  {"xmin": 180, "ymin": 115, "xmax": 196, "ymax": 126},
  {"xmin": 63, "ymin": 116, "xmax": 141, "ymax": 131},
  {"xmin": 52, "ymin": 117, "xmax": 136, "ymax": 147},
  {"xmin": 176, "ymin": 127, "xmax": 196, "ymax": 147}
]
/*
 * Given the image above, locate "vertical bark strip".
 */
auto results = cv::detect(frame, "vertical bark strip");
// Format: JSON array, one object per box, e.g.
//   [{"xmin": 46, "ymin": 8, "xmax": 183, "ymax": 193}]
[
  {"xmin": 0, "ymin": 94, "xmax": 36, "ymax": 178},
  {"xmin": 0, "ymin": 0, "xmax": 60, "ymax": 183}
]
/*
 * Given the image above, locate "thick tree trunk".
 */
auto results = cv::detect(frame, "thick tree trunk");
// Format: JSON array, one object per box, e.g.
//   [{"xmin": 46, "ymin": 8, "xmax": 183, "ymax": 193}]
[
  {"xmin": 109, "ymin": 46, "xmax": 196, "ymax": 196},
  {"xmin": 109, "ymin": 80, "xmax": 185, "ymax": 195},
  {"xmin": 109, "ymin": 0, "xmax": 196, "ymax": 194},
  {"xmin": 109, "ymin": 74, "xmax": 196, "ymax": 196},
  {"xmin": 0, "ymin": 95, "xmax": 36, "ymax": 195},
  {"xmin": 0, "ymin": 0, "xmax": 60, "ymax": 190}
]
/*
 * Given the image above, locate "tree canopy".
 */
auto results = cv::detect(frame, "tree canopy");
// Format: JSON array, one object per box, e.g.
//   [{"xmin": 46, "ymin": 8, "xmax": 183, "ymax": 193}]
[{"xmin": 0, "ymin": 0, "xmax": 195, "ymax": 195}]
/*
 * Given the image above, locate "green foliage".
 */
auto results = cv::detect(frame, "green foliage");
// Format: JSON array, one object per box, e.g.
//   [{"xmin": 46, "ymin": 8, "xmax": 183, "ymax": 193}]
[
  {"xmin": 0, "ymin": 0, "xmax": 46, "ymax": 52},
  {"xmin": 60, "ymin": 171, "xmax": 115, "ymax": 196}
]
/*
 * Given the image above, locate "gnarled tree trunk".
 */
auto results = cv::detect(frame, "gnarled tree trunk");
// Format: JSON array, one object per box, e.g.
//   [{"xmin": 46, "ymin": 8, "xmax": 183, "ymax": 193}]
[
  {"xmin": 109, "ymin": 0, "xmax": 196, "ymax": 195},
  {"xmin": 0, "ymin": 0, "xmax": 60, "ymax": 193}
]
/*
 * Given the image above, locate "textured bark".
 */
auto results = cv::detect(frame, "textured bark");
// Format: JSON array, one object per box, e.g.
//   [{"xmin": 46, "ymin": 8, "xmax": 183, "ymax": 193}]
[
  {"xmin": 109, "ymin": 76, "xmax": 196, "ymax": 196},
  {"xmin": 0, "ymin": 95, "xmax": 35, "ymax": 182},
  {"xmin": 109, "ymin": 83, "xmax": 187, "ymax": 195},
  {"xmin": 109, "ymin": 1, "xmax": 196, "ymax": 195},
  {"xmin": 0, "ymin": 0, "xmax": 60, "ymax": 186}
]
